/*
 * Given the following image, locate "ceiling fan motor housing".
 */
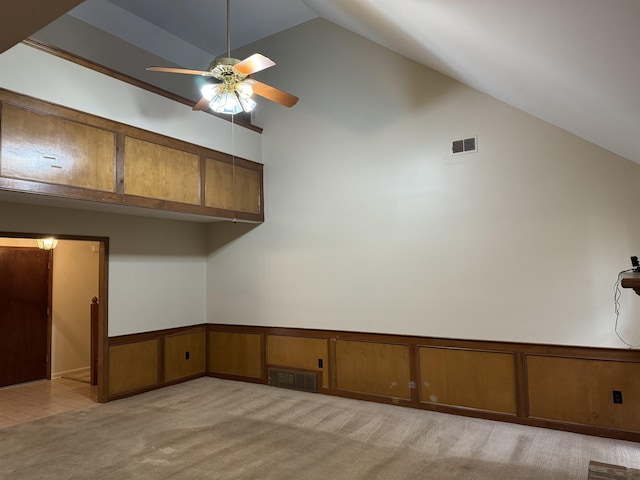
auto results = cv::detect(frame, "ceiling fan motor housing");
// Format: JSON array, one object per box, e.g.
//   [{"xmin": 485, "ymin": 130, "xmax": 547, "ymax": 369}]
[{"xmin": 209, "ymin": 57, "xmax": 247, "ymax": 83}]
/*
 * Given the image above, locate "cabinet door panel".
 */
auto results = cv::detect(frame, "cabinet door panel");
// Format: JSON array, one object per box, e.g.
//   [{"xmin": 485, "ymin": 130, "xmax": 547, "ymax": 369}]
[
  {"xmin": 335, "ymin": 340, "xmax": 411, "ymax": 400},
  {"xmin": 124, "ymin": 136, "xmax": 200, "ymax": 205},
  {"xmin": 1, "ymin": 104, "xmax": 115, "ymax": 191},
  {"xmin": 419, "ymin": 347, "xmax": 517, "ymax": 414},
  {"xmin": 205, "ymin": 158, "xmax": 260, "ymax": 213},
  {"xmin": 164, "ymin": 332, "xmax": 206, "ymax": 382},
  {"xmin": 208, "ymin": 331, "xmax": 262, "ymax": 378}
]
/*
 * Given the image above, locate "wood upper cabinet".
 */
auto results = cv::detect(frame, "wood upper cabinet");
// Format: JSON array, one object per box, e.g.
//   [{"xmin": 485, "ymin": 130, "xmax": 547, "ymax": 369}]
[
  {"xmin": 0, "ymin": 90, "xmax": 264, "ymax": 222},
  {"xmin": 124, "ymin": 137, "xmax": 200, "ymax": 205},
  {"xmin": 1, "ymin": 104, "xmax": 115, "ymax": 192},
  {"xmin": 205, "ymin": 157, "xmax": 261, "ymax": 214}
]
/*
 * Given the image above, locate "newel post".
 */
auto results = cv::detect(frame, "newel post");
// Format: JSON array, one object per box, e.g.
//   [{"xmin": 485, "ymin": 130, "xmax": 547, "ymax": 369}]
[{"xmin": 90, "ymin": 297, "xmax": 99, "ymax": 386}]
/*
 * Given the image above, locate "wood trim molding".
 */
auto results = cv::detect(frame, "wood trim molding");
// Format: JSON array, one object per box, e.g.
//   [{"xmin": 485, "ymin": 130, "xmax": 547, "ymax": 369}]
[
  {"xmin": 109, "ymin": 324, "xmax": 208, "ymax": 346},
  {"xmin": 107, "ymin": 325, "xmax": 208, "ymax": 400},
  {"xmin": 22, "ymin": 38, "xmax": 263, "ymax": 134},
  {"xmin": 105, "ymin": 322, "xmax": 640, "ymax": 442},
  {"xmin": 206, "ymin": 324, "xmax": 640, "ymax": 442},
  {"xmin": 210, "ymin": 323, "xmax": 640, "ymax": 362}
]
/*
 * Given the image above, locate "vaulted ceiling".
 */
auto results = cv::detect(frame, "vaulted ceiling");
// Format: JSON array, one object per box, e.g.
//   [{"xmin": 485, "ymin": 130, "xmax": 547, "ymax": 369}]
[{"xmin": 5, "ymin": 0, "xmax": 640, "ymax": 164}]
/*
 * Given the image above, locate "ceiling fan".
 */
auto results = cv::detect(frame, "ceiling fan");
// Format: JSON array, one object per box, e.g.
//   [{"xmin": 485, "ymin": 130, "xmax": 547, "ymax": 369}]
[{"xmin": 146, "ymin": 0, "xmax": 299, "ymax": 115}]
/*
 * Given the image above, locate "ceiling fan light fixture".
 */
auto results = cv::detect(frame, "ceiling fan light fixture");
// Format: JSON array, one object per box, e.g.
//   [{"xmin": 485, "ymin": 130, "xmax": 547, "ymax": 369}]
[
  {"xmin": 210, "ymin": 88, "xmax": 243, "ymax": 115},
  {"xmin": 235, "ymin": 82, "xmax": 253, "ymax": 98},
  {"xmin": 235, "ymin": 82, "xmax": 256, "ymax": 112},
  {"xmin": 200, "ymin": 83, "xmax": 220, "ymax": 101},
  {"xmin": 238, "ymin": 95, "xmax": 256, "ymax": 113}
]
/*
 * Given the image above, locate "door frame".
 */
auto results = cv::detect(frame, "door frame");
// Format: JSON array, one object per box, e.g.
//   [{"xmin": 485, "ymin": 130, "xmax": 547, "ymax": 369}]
[{"xmin": 0, "ymin": 232, "xmax": 109, "ymax": 402}]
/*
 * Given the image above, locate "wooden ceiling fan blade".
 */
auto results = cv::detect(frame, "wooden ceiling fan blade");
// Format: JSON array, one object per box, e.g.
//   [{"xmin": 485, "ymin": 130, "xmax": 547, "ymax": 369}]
[
  {"xmin": 147, "ymin": 66, "xmax": 213, "ymax": 76},
  {"xmin": 245, "ymin": 79, "xmax": 299, "ymax": 108},
  {"xmin": 192, "ymin": 97, "xmax": 211, "ymax": 111},
  {"xmin": 233, "ymin": 54, "xmax": 276, "ymax": 76}
]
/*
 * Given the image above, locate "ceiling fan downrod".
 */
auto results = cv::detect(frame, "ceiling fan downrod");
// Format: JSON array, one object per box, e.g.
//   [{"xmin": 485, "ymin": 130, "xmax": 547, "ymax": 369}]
[{"xmin": 226, "ymin": 0, "xmax": 231, "ymax": 59}]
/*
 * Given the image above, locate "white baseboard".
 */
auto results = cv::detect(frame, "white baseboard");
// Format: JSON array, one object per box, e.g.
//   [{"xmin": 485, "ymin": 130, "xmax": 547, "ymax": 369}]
[{"xmin": 53, "ymin": 366, "xmax": 90, "ymax": 379}]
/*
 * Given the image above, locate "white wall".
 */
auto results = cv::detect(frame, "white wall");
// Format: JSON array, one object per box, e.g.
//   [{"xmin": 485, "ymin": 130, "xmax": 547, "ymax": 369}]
[
  {"xmin": 0, "ymin": 202, "xmax": 207, "ymax": 336},
  {"xmin": 206, "ymin": 19, "xmax": 640, "ymax": 348}
]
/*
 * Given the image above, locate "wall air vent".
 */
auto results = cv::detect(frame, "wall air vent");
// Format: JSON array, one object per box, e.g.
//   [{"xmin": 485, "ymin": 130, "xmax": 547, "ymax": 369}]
[
  {"xmin": 268, "ymin": 367, "xmax": 318, "ymax": 393},
  {"xmin": 452, "ymin": 136, "xmax": 477, "ymax": 155}
]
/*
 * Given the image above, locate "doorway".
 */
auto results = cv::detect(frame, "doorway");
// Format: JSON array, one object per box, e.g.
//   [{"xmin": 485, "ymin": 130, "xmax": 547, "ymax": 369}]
[
  {"xmin": 0, "ymin": 246, "xmax": 51, "ymax": 387},
  {"xmin": 0, "ymin": 233, "xmax": 108, "ymax": 402}
]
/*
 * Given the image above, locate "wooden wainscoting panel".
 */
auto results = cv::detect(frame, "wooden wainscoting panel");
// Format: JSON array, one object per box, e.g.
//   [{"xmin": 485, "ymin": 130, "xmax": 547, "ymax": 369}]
[
  {"xmin": 164, "ymin": 331, "xmax": 206, "ymax": 382},
  {"xmin": 527, "ymin": 355, "xmax": 640, "ymax": 431},
  {"xmin": 124, "ymin": 136, "xmax": 200, "ymax": 204},
  {"xmin": 266, "ymin": 335, "xmax": 328, "ymax": 388},
  {"xmin": 335, "ymin": 340, "xmax": 411, "ymax": 400},
  {"xmin": 205, "ymin": 158, "xmax": 261, "ymax": 213},
  {"xmin": 1, "ymin": 104, "xmax": 115, "ymax": 191},
  {"xmin": 109, "ymin": 340, "xmax": 159, "ymax": 396},
  {"xmin": 419, "ymin": 347, "xmax": 517, "ymax": 414},
  {"xmin": 209, "ymin": 331, "xmax": 262, "ymax": 378}
]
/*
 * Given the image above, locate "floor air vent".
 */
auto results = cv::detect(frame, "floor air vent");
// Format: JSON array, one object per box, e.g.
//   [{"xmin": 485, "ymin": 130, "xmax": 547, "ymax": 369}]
[{"xmin": 268, "ymin": 368, "xmax": 318, "ymax": 393}]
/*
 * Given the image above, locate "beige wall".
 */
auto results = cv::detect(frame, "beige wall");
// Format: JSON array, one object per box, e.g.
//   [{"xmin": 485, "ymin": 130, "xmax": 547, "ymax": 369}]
[
  {"xmin": 51, "ymin": 240, "xmax": 99, "ymax": 377},
  {"xmin": 2, "ymin": 19, "xmax": 640, "ymax": 348},
  {"xmin": 205, "ymin": 19, "xmax": 640, "ymax": 348}
]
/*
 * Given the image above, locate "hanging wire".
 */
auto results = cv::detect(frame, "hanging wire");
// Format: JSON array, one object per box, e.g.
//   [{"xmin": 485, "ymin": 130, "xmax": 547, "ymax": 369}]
[
  {"xmin": 226, "ymin": 0, "xmax": 236, "ymax": 220},
  {"xmin": 613, "ymin": 268, "xmax": 640, "ymax": 348},
  {"xmin": 230, "ymin": 88, "xmax": 237, "ymax": 220}
]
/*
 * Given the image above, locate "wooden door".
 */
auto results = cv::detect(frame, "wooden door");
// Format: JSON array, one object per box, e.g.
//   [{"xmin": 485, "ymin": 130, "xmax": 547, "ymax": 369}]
[{"xmin": 0, "ymin": 247, "xmax": 51, "ymax": 387}]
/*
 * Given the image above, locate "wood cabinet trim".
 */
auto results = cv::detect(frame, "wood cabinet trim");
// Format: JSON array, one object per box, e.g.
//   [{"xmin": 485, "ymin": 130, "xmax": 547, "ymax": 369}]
[
  {"xmin": 514, "ymin": 351, "xmax": 530, "ymax": 418},
  {"xmin": 115, "ymin": 132, "xmax": 125, "ymax": 195},
  {"xmin": 0, "ymin": 175, "xmax": 263, "ymax": 222},
  {"xmin": 0, "ymin": 89, "xmax": 264, "ymax": 221}
]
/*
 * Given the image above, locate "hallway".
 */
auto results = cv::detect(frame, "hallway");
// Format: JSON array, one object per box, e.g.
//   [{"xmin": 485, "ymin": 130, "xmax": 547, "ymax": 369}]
[{"xmin": 0, "ymin": 377, "xmax": 97, "ymax": 429}]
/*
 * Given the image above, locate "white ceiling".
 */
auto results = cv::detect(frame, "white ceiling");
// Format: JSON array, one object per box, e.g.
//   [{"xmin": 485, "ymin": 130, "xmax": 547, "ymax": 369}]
[{"xmin": 65, "ymin": 0, "xmax": 640, "ymax": 164}]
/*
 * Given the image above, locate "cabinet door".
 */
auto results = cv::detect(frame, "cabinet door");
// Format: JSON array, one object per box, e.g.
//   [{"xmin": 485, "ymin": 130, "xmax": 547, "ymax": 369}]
[
  {"xmin": 1, "ymin": 104, "xmax": 115, "ymax": 191},
  {"xmin": 204, "ymin": 157, "xmax": 261, "ymax": 213},
  {"xmin": 123, "ymin": 136, "xmax": 200, "ymax": 205}
]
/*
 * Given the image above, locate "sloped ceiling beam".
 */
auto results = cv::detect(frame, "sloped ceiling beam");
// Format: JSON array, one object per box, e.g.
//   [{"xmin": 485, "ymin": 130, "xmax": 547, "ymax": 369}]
[{"xmin": 1, "ymin": 0, "xmax": 85, "ymax": 54}]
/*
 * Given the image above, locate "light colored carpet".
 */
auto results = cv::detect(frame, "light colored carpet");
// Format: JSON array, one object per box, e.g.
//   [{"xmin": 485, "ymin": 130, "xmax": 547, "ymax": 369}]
[{"xmin": 1, "ymin": 377, "xmax": 640, "ymax": 479}]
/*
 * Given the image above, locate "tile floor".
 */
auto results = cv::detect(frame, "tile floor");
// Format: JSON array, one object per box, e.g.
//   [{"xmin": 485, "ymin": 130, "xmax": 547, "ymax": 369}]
[{"xmin": 0, "ymin": 378, "xmax": 98, "ymax": 429}]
